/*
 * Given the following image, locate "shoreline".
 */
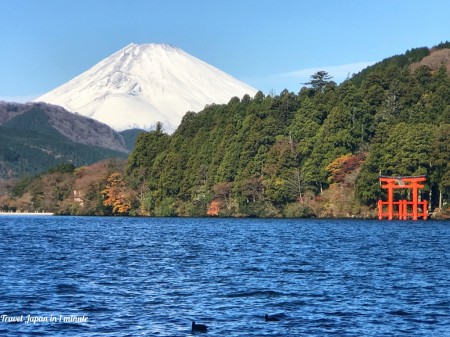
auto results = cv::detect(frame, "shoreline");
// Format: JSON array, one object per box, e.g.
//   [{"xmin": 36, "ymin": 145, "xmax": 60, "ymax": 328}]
[{"xmin": 0, "ymin": 212, "xmax": 54, "ymax": 216}]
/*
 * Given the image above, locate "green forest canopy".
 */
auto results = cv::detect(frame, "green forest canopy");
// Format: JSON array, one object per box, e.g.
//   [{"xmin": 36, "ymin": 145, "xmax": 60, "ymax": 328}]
[{"xmin": 125, "ymin": 44, "xmax": 450, "ymax": 217}]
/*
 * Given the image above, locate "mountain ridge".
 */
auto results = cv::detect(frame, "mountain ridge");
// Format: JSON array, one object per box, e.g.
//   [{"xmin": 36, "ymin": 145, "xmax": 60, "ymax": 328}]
[
  {"xmin": 0, "ymin": 102, "xmax": 138, "ymax": 179},
  {"xmin": 0, "ymin": 102, "xmax": 128, "ymax": 153}
]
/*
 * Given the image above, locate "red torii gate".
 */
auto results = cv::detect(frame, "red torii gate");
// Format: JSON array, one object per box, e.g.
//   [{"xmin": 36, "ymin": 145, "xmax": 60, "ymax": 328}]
[{"xmin": 378, "ymin": 176, "xmax": 428, "ymax": 220}]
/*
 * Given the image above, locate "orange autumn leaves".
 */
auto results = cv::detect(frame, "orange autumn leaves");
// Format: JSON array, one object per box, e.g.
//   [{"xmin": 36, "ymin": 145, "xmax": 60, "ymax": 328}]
[
  {"xmin": 102, "ymin": 172, "xmax": 132, "ymax": 215},
  {"xmin": 325, "ymin": 153, "xmax": 366, "ymax": 185}
]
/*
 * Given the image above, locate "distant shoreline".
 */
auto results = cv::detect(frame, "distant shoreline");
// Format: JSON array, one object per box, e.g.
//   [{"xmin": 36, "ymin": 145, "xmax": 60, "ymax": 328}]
[{"xmin": 0, "ymin": 212, "xmax": 54, "ymax": 216}]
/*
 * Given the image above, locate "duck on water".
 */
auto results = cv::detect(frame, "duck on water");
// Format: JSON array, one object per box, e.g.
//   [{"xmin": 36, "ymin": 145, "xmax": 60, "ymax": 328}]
[
  {"xmin": 191, "ymin": 315, "xmax": 279, "ymax": 332},
  {"xmin": 265, "ymin": 314, "xmax": 280, "ymax": 322},
  {"xmin": 192, "ymin": 321, "xmax": 208, "ymax": 332}
]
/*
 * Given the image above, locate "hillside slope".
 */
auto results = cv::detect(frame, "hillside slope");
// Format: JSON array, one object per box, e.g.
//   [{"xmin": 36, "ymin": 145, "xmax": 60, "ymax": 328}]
[
  {"xmin": 0, "ymin": 102, "xmax": 128, "ymax": 152},
  {"xmin": 0, "ymin": 103, "xmax": 128, "ymax": 178},
  {"xmin": 124, "ymin": 44, "xmax": 450, "ymax": 217}
]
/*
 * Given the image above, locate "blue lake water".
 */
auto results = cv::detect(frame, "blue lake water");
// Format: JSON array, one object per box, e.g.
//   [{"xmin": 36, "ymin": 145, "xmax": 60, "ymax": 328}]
[{"xmin": 0, "ymin": 216, "xmax": 449, "ymax": 336}]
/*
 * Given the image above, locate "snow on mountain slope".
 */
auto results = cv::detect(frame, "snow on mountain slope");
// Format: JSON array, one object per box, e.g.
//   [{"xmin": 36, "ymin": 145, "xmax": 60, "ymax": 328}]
[{"xmin": 35, "ymin": 43, "xmax": 257, "ymax": 132}]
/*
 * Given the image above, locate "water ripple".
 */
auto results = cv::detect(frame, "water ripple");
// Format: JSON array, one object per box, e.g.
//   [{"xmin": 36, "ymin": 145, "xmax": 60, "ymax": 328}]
[{"xmin": 0, "ymin": 217, "xmax": 449, "ymax": 336}]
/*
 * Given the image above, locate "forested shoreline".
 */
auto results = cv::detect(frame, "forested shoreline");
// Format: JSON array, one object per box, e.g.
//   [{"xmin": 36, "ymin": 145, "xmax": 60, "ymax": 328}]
[{"xmin": 1, "ymin": 43, "xmax": 449, "ymax": 218}]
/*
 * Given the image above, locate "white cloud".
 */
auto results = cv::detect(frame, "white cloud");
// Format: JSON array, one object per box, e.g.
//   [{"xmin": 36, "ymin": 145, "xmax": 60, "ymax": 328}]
[
  {"xmin": 280, "ymin": 61, "xmax": 376, "ymax": 83},
  {"xmin": 245, "ymin": 61, "xmax": 377, "ymax": 95}
]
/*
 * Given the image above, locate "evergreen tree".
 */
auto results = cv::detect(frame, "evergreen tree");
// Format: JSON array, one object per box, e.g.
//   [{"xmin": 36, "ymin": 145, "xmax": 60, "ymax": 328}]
[{"xmin": 303, "ymin": 71, "xmax": 335, "ymax": 93}]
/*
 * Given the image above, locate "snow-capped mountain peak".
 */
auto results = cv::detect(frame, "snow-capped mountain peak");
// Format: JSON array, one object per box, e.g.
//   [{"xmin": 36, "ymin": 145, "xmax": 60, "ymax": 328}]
[{"xmin": 35, "ymin": 43, "xmax": 257, "ymax": 132}]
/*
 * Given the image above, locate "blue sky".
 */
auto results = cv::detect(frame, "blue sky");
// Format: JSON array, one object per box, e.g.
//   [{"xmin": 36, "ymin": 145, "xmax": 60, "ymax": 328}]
[{"xmin": 1, "ymin": 0, "xmax": 449, "ymax": 102}]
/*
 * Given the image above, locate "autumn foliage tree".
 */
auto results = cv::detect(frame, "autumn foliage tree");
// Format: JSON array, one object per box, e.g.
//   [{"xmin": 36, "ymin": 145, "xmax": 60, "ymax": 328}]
[
  {"xmin": 326, "ymin": 153, "xmax": 366, "ymax": 185},
  {"xmin": 103, "ymin": 172, "xmax": 131, "ymax": 215}
]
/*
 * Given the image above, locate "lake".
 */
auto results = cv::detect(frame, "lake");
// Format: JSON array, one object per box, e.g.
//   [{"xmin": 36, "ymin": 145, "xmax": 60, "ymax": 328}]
[{"xmin": 0, "ymin": 217, "xmax": 449, "ymax": 336}]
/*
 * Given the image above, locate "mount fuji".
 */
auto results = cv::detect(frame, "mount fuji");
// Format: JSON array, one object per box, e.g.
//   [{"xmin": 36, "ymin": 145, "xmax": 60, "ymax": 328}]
[{"xmin": 35, "ymin": 43, "xmax": 257, "ymax": 132}]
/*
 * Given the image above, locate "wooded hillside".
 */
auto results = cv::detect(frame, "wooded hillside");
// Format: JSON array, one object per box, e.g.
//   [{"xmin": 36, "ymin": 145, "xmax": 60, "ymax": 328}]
[
  {"xmin": 124, "ymin": 44, "xmax": 449, "ymax": 217},
  {"xmin": 0, "ymin": 103, "xmax": 134, "ymax": 179}
]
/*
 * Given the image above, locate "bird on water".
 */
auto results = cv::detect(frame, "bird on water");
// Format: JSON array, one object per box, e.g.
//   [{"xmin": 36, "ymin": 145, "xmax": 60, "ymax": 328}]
[
  {"xmin": 265, "ymin": 314, "xmax": 280, "ymax": 322},
  {"xmin": 192, "ymin": 321, "xmax": 208, "ymax": 332}
]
